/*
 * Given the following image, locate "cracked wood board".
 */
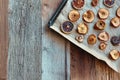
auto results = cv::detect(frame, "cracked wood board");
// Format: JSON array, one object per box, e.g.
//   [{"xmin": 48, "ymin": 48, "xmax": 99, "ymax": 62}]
[{"xmin": 50, "ymin": 0, "xmax": 120, "ymax": 72}]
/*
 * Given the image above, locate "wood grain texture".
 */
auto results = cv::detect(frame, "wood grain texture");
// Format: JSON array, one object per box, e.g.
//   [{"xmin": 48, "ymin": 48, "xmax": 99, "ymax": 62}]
[
  {"xmin": 42, "ymin": 0, "xmax": 70, "ymax": 80},
  {"xmin": 0, "ymin": 0, "xmax": 8, "ymax": 80},
  {"xmin": 8, "ymin": 0, "xmax": 42, "ymax": 80},
  {"xmin": 71, "ymin": 44, "xmax": 120, "ymax": 80},
  {"xmin": 71, "ymin": 45, "xmax": 95, "ymax": 80},
  {"xmin": 8, "ymin": 0, "xmax": 120, "ymax": 80}
]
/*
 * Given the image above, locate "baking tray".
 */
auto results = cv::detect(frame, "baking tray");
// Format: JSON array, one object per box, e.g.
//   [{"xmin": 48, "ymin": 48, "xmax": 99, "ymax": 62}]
[{"xmin": 49, "ymin": 0, "xmax": 120, "ymax": 72}]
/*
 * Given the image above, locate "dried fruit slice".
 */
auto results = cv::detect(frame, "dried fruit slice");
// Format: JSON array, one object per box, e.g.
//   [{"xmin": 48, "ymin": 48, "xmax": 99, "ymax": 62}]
[
  {"xmin": 87, "ymin": 34, "xmax": 97, "ymax": 45},
  {"xmin": 99, "ymin": 42, "xmax": 107, "ymax": 50},
  {"xmin": 68, "ymin": 10, "xmax": 80, "ymax": 22},
  {"xmin": 77, "ymin": 22, "xmax": 88, "ymax": 35},
  {"xmin": 75, "ymin": 35, "xmax": 84, "ymax": 42},
  {"xmin": 110, "ymin": 50, "xmax": 120, "ymax": 60},
  {"xmin": 104, "ymin": 0, "xmax": 116, "ymax": 8},
  {"xmin": 111, "ymin": 36, "xmax": 120, "ymax": 46},
  {"xmin": 98, "ymin": 31, "xmax": 109, "ymax": 42},
  {"xmin": 72, "ymin": 0, "xmax": 85, "ymax": 10},
  {"xmin": 91, "ymin": 0, "xmax": 99, "ymax": 7},
  {"xmin": 83, "ymin": 10, "xmax": 95, "ymax": 23},
  {"xmin": 110, "ymin": 17, "xmax": 120, "ymax": 28},
  {"xmin": 116, "ymin": 7, "xmax": 120, "ymax": 18},
  {"xmin": 61, "ymin": 21, "xmax": 74, "ymax": 34},
  {"xmin": 98, "ymin": 8, "xmax": 109, "ymax": 20},
  {"xmin": 94, "ymin": 20, "xmax": 106, "ymax": 30}
]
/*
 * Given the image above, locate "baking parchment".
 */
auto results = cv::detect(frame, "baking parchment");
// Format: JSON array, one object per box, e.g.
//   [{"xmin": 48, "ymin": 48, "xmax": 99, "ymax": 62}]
[{"xmin": 50, "ymin": 0, "xmax": 120, "ymax": 72}]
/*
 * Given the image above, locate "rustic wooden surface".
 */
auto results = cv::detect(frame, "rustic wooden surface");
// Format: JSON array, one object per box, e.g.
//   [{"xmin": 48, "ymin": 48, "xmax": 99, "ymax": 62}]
[
  {"xmin": 71, "ymin": 45, "xmax": 120, "ymax": 80},
  {"xmin": 0, "ymin": 0, "xmax": 8, "ymax": 80},
  {"xmin": 7, "ymin": 0, "xmax": 120, "ymax": 80},
  {"xmin": 42, "ymin": 0, "xmax": 70, "ymax": 80},
  {"xmin": 8, "ymin": 0, "xmax": 41, "ymax": 80},
  {"xmin": 42, "ymin": 0, "xmax": 120, "ymax": 80}
]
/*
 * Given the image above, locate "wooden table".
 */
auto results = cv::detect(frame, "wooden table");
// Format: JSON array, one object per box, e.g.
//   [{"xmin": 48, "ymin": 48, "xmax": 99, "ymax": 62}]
[
  {"xmin": 0, "ymin": 0, "xmax": 119, "ymax": 80},
  {"xmin": 42, "ymin": 0, "xmax": 120, "ymax": 80}
]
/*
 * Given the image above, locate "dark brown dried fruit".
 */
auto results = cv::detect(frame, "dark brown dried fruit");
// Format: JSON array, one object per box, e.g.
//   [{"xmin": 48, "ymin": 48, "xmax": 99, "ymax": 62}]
[
  {"xmin": 104, "ymin": 0, "xmax": 116, "ymax": 8},
  {"xmin": 61, "ymin": 21, "xmax": 74, "ymax": 34},
  {"xmin": 72, "ymin": 0, "xmax": 85, "ymax": 10},
  {"xmin": 111, "ymin": 36, "xmax": 120, "ymax": 46}
]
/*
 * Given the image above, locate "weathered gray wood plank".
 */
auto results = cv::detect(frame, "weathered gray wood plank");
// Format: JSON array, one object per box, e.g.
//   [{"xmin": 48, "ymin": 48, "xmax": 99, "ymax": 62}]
[
  {"xmin": 8, "ymin": 0, "xmax": 42, "ymax": 80},
  {"xmin": 42, "ymin": 0, "xmax": 70, "ymax": 80}
]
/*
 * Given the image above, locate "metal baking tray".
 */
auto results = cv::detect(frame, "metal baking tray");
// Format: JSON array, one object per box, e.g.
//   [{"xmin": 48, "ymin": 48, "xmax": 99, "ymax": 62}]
[{"xmin": 48, "ymin": 0, "xmax": 120, "ymax": 72}]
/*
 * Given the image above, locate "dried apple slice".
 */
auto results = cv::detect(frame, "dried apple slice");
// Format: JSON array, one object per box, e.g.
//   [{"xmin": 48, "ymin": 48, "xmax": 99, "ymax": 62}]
[
  {"xmin": 116, "ymin": 7, "xmax": 120, "ymax": 18},
  {"xmin": 87, "ymin": 34, "xmax": 97, "ymax": 45},
  {"xmin": 98, "ymin": 31, "xmax": 109, "ymax": 42},
  {"xmin": 75, "ymin": 35, "xmax": 84, "ymax": 43},
  {"xmin": 98, "ymin": 8, "xmax": 109, "ymax": 20},
  {"xmin": 99, "ymin": 42, "xmax": 107, "ymax": 50},
  {"xmin": 91, "ymin": 0, "xmax": 99, "ymax": 7},
  {"xmin": 110, "ymin": 50, "xmax": 120, "ymax": 60},
  {"xmin": 110, "ymin": 17, "xmax": 120, "ymax": 28},
  {"xmin": 77, "ymin": 22, "xmax": 88, "ymax": 35},
  {"xmin": 83, "ymin": 10, "xmax": 95, "ymax": 23},
  {"xmin": 68, "ymin": 10, "xmax": 80, "ymax": 22},
  {"xmin": 94, "ymin": 20, "xmax": 106, "ymax": 30}
]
